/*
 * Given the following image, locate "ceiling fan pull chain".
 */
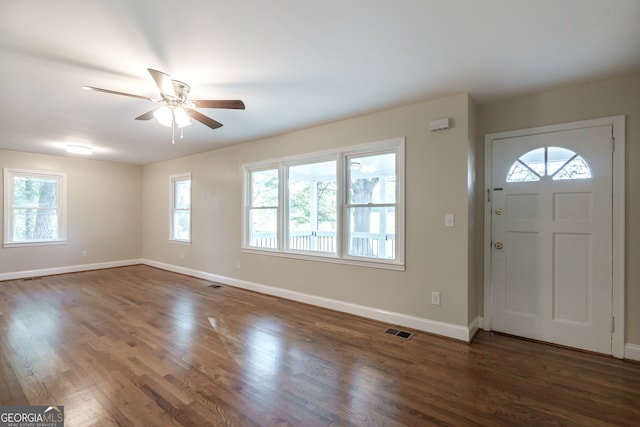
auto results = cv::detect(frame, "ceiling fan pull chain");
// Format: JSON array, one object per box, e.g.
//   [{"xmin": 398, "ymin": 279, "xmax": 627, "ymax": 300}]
[{"xmin": 171, "ymin": 111, "xmax": 176, "ymax": 144}]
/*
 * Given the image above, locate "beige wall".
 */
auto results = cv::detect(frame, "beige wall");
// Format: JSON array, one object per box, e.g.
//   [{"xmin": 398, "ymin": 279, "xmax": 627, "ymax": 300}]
[
  {"xmin": 476, "ymin": 71, "xmax": 640, "ymax": 345},
  {"xmin": 0, "ymin": 150, "xmax": 142, "ymax": 273},
  {"xmin": 142, "ymin": 93, "xmax": 477, "ymax": 328}
]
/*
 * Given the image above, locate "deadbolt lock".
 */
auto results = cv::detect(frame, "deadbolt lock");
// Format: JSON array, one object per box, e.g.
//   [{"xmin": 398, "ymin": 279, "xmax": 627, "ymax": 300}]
[
  {"xmin": 495, "ymin": 208, "xmax": 503, "ymax": 215},
  {"xmin": 495, "ymin": 242, "xmax": 503, "ymax": 250}
]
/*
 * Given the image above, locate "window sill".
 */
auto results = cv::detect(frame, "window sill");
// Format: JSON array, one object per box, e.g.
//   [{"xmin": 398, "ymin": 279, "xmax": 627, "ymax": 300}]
[
  {"xmin": 241, "ymin": 247, "xmax": 405, "ymax": 271},
  {"xmin": 169, "ymin": 239, "xmax": 191, "ymax": 246},
  {"xmin": 3, "ymin": 239, "xmax": 67, "ymax": 248}
]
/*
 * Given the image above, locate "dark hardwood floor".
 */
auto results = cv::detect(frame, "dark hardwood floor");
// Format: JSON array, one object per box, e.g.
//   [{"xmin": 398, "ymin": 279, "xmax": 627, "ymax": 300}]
[{"xmin": 0, "ymin": 265, "xmax": 638, "ymax": 426}]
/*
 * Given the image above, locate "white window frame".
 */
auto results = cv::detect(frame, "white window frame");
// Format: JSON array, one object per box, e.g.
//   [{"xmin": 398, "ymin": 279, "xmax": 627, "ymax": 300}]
[
  {"xmin": 243, "ymin": 137, "xmax": 405, "ymax": 270},
  {"xmin": 3, "ymin": 168, "xmax": 67, "ymax": 247},
  {"xmin": 246, "ymin": 165, "xmax": 280, "ymax": 250},
  {"xmin": 343, "ymin": 147, "xmax": 401, "ymax": 263},
  {"xmin": 169, "ymin": 173, "xmax": 192, "ymax": 244},
  {"xmin": 284, "ymin": 155, "xmax": 339, "ymax": 256}
]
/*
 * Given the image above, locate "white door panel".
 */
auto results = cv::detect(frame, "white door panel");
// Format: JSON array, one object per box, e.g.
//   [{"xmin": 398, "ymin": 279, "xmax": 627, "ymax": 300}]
[{"xmin": 490, "ymin": 125, "xmax": 613, "ymax": 354}]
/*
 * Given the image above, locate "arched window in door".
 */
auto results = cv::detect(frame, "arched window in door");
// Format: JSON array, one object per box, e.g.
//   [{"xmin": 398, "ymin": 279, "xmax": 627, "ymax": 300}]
[{"xmin": 506, "ymin": 146, "xmax": 592, "ymax": 183}]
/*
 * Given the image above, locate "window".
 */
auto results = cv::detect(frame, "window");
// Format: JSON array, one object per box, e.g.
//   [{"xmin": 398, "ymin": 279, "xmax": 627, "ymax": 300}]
[
  {"xmin": 243, "ymin": 137, "xmax": 404, "ymax": 269},
  {"xmin": 506, "ymin": 146, "xmax": 592, "ymax": 183},
  {"xmin": 248, "ymin": 168, "xmax": 279, "ymax": 248},
  {"xmin": 288, "ymin": 160, "xmax": 337, "ymax": 253},
  {"xmin": 170, "ymin": 173, "xmax": 191, "ymax": 242},
  {"xmin": 3, "ymin": 168, "xmax": 67, "ymax": 247},
  {"xmin": 347, "ymin": 152, "xmax": 397, "ymax": 260}
]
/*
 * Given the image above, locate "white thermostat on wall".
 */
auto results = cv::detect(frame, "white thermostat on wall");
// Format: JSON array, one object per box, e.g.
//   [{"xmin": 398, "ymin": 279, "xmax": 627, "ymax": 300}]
[{"xmin": 429, "ymin": 117, "xmax": 451, "ymax": 132}]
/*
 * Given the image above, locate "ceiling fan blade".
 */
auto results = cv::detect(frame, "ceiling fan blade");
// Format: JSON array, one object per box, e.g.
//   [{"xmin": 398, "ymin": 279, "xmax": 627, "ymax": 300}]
[
  {"xmin": 148, "ymin": 68, "xmax": 176, "ymax": 98},
  {"xmin": 135, "ymin": 109, "xmax": 157, "ymax": 120},
  {"xmin": 188, "ymin": 110, "xmax": 223, "ymax": 129},
  {"xmin": 82, "ymin": 86, "xmax": 156, "ymax": 102},
  {"xmin": 193, "ymin": 100, "xmax": 246, "ymax": 110}
]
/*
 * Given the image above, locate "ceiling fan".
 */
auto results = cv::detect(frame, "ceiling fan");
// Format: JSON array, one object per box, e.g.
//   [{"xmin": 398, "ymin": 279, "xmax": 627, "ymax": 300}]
[{"xmin": 83, "ymin": 68, "xmax": 245, "ymax": 143}]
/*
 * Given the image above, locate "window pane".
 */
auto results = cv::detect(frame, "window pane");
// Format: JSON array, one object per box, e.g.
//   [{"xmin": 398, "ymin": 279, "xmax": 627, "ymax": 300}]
[
  {"xmin": 252, "ymin": 169, "xmax": 278, "ymax": 207},
  {"xmin": 347, "ymin": 206, "xmax": 395, "ymax": 259},
  {"xmin": 349, "ymin": 152, "xmax": 396, "ymax": 204},
  {"xmin": 170, "ymin": 175, "xmax": 191, "ymax": 242},
  {"xmin": 5, "ymin": 170, "xmax": 65, "ymax": 244},
  {"xmin": 288, "ymin": 161, "xmax": 337, "ymax": 253},
  {"xmin": 11, "ymin": 175, "xmax": 59, "ymax": 241},
  {"xmin": 506, "ymin": 147, "xmax": 592, "ymax": 183},
  {"xmin": 12, "ymin": 207, "xmax": 58, "ymax": 241},
  {"xmin": 13, "ymin": 176, "xmax": 57, "ymax": 208},
  {"xmin": 506, "ymin": 161, "xmax": 540, "ymax": 183},
  {"xmin": 553, "ymin": 156, "xmax": 592, "ymax": 180},
  {"xmin": 173, "ymin": 211, "xmax": 190, "ymax": 240},
  {"xmin": 249, "ymin": 208, "xmax": 278, "ymax": 248},
  {"xmin": 175, "ymin": 180, "xmax": 191, "ymax": 209},
  {"xmin": 519, "ymin": 148, "xmax": 545, "ymax": 176}
]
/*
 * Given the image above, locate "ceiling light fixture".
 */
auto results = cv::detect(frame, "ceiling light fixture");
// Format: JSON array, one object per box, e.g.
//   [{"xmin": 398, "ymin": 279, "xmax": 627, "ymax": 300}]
[
  {"xmin": 153, "ymin": 105, "xmax": 192, "ymax": 144},
  {"xmin": 153, "ymin": 106, "xmax": 192, "ymax": 129},
  {"xmin": 153, "ymin": 106, "xmax": 173, "ymax": 127},
  {"xmin": 66, "ymin": 145, "xmax": 93, "ymax": 155},
  {"xmin": 173, "ymin": 107, "xmax": 191, "ymax": 128}
]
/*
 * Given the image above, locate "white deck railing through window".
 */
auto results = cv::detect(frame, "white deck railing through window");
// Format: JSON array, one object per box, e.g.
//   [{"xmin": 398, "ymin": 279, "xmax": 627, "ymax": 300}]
[{"xmin": 250, "ymin": 231, "xmax": 395, "ymax": 259}]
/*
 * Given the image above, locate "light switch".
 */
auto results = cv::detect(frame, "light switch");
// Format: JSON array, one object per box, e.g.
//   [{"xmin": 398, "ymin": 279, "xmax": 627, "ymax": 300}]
[
  {"xmin": 445, "ymin": 214, "xmax": 455, "ymax": 227},
  {"xmin": 432, "ymin": 292, "xmax": 441, "ymax": 305}
]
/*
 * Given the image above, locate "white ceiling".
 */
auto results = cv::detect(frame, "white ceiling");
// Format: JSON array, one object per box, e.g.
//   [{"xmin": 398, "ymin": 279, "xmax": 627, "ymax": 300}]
[{"xmin": 1, "ymin": 1, "xmax": 639, "ymax": 165}]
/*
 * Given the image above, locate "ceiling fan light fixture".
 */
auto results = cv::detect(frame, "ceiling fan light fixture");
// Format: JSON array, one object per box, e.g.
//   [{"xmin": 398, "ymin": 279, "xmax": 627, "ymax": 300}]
[
  {"xmin": 174, "ymin": 107, "xmax": 192, "ymax": 128},
  {"xmin": 153, "ymin": 106, "xmax": 173, "ymax": 127},
  {"xmin": 153, "ymin": 106, "xmax": 191, "ymax": 128},
  {"xmin": 84, "ymin": 68, "xmax": 241, "ymax": 141}
]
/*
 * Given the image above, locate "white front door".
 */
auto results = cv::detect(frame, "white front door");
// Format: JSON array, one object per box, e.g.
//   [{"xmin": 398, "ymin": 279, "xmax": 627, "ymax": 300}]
[{"xmin": 490, "ymin": 125, "xmax": 613, "ymax": 354}]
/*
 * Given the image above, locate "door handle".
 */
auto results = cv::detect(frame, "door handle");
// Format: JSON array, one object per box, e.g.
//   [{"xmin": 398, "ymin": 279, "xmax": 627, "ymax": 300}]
[{"xmin": 495, "ymin": 242, "xmax": 503, "ymax": 250}]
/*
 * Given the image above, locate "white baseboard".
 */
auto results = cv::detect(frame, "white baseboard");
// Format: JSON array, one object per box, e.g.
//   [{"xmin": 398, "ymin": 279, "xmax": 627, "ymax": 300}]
[
  {"xmin": 143, "ymin": 259, "xmax": 475, "ymax": 342},
  {"xmin": 469, "ymin": 316, "xmax": 483, "ymax": 340},
  {"xmin": 0, "ymin": 259, "xmax": 143, "ymax": 282},
  {"xmin": 625, "ymin": 344, "xmax": 640, "ymax": 362}
]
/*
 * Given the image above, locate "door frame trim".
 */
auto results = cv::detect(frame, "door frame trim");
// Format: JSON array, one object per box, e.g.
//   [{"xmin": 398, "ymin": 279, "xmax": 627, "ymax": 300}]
[{"xmin": 483, "ymin": 116, "xmax": 626, "ymax": 358}]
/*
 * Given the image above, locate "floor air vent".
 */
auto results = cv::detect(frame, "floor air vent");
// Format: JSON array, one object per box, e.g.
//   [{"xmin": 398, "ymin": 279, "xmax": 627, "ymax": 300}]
[
  {"xmin": 207, "ymin": 284, "xmax": 222, "ymax": 289},
  {"xmin": 23, "ymin": 277, "xmax": 42, "ymax": 281},
  {"xmin": 384, "ymin": 328, "xmax": 414, "ymax": 340}
]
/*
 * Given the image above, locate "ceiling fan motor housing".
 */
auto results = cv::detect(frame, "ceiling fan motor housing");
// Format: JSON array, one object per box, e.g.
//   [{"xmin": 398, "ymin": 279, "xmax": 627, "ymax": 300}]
[{"xmin": 170, "ymin": 80, "xmax": 190, "ymax": 102}]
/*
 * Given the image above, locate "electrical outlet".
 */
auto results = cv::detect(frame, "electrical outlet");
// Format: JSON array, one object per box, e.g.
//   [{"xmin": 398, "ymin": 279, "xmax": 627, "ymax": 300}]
[
  {"xmin": 180, "ymin": 252, "xmax": 185, "ymax": 260},
  {"xmin": 236, "ymin": 260, "xmax": 241, "ymax": 269},
  {"xmin": 445, "ymin": 214, "xmax": 455, "ymax": 227},
  {"xmin": 431, "ymin": 292, "xmax": 441, "ymax": 306},
  {"xmin": 82, "ymin": 250, "xmax": 87, "ymax": 257}
]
